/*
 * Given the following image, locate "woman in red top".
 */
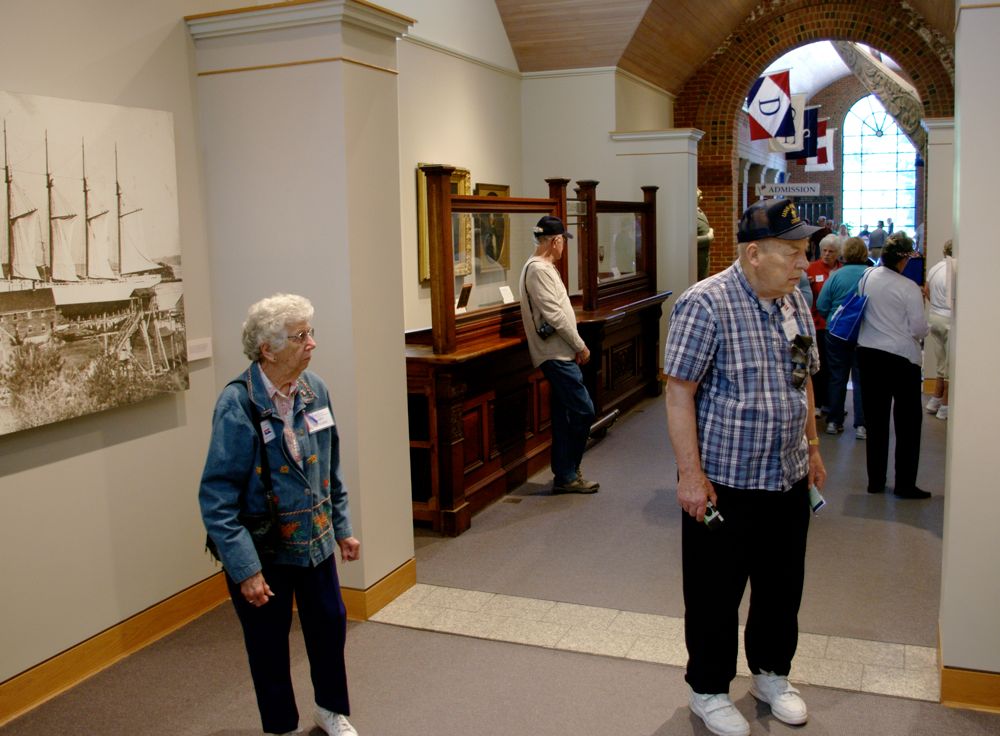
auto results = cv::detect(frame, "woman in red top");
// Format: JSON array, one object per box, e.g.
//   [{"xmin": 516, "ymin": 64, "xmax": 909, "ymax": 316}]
[{"xmin": 805, "ymin": 234, "xmax": 841, "ymax": 418}]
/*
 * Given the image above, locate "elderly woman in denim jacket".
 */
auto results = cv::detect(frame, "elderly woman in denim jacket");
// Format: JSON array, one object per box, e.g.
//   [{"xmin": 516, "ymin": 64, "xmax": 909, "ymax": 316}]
[{"xmin": 200, "ymin": 294, "xmax": 361, "ymax": 736}]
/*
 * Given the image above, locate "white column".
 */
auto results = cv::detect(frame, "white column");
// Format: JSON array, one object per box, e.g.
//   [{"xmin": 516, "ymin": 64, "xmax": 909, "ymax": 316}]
[
  {"xmin": 940, "ymin": 0, "xmax": 1000, "ymax": 682},
  {"xmin": 187, "ymin": 1, "xmax": 416, "ymax": 595},
  {"xmin": 609, "ymin": 129, "xmax": 703, "ymax": 352},
  {"xmin": 921, "ymin": 118, "xmax": 954, "ymax": 267}
]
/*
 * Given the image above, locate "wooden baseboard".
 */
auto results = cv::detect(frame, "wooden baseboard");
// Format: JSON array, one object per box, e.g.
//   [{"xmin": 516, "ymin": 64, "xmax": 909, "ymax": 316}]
[
  {"xmin": 941, "ymin": 665, "xmax": 1000, "ymax": 713},
  {"xmin": 0, "ymin": 558, "xmax": 417, "ymax": 727},
  {"xmin": 341, "ymin": 558, "xmax": 416, "ymax": 621},
  {"xmin": 0, "ymin": 573, "xmax": 229, "ymax": 728}
]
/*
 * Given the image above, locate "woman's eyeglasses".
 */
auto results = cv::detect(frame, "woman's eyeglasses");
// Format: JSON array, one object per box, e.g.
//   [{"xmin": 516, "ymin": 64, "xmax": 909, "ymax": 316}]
[
  {"xmin": 287, "ymin": 328, "xmax": 315, "ymax": 343},
  {"xmin": 790, "ymin": 334, "xmax": 813, "ymax": 390}
]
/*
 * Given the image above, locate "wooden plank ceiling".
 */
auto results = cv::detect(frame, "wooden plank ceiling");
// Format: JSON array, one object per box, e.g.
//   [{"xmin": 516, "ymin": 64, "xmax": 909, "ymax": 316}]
[{"xmin": 495, "ymin": 0, "xmax": 954, "ymax": 95}]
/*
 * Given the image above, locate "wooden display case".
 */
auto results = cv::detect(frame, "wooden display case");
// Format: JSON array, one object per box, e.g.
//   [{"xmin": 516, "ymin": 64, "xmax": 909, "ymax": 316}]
[{"xmin": 406, "ymin": 167, "xmax": 670, "ymax": 535}]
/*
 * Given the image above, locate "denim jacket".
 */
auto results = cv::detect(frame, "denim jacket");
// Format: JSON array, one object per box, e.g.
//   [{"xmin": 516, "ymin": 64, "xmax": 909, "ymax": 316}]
[{"xmin": 199, "ymin": 363, "xmax": 352, "ymax": 583}]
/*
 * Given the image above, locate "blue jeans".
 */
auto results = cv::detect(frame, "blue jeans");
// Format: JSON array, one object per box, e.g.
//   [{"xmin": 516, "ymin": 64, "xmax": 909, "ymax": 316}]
[
  {"xmin": 540, "ymin": 359, "xmax": 596, "ymax": 485},
  {"xmin": 824, "ymin": 333, "xmax": 865, "ymax": 428}
]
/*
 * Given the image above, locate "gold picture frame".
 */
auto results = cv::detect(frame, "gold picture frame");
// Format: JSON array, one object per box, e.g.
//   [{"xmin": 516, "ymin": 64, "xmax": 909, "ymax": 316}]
[
  {"xmin": 474, "ymin": 183, "xmax": 511, "ymax": 273},
  {"xmin": 417, "ymin": 164, "xmax": 472, "ymax": 282}
]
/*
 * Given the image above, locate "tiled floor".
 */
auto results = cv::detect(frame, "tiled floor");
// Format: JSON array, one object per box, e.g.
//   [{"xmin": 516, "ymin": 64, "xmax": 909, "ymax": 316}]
[{"xmin": 371, "ymin": 582, "xmax": 940, "ymax": 702}]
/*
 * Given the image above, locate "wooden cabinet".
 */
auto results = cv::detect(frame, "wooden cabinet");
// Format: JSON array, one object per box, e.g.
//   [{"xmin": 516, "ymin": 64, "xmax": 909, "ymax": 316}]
[{"xmin": 405, "ymin": 170, "xmax": 670, "ymax": 534}]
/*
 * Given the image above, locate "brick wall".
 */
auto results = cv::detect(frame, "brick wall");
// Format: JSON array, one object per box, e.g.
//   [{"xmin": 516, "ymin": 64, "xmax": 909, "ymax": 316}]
[{"xmin": 674, "ymin": 0, "xmax": 954, "ymax": 275}]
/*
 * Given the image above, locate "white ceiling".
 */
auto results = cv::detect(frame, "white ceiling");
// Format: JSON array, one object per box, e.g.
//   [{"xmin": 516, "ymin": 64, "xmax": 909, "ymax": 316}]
[{"xmin": 763, "ymin": 41, "xmax": 904, "ymax": 102}]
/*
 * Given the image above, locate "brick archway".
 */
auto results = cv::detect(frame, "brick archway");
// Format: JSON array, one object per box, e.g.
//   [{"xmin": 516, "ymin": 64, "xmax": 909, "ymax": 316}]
[{"xmin": 674, "ymin": 0, "xmax": 954, "ymax": 274}]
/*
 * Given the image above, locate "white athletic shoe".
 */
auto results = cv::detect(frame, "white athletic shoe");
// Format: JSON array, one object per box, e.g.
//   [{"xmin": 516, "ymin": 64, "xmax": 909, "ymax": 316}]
[
  {"xmin": 314, "ymin": 706, "xmax": 358, "ymax": 736},
  {"xmin": 750, "ymin": 671, "xmax": 808, "ymax": 725},
  {"xmin": 688, "ymin": 687, "xmax": 750, "ymax": 736}
]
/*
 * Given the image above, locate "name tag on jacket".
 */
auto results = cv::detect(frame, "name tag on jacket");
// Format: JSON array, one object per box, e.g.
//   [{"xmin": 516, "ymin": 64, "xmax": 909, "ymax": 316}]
[{"xmin": 306, "ymin": 407, "xmax": 335, "ymax": 433}]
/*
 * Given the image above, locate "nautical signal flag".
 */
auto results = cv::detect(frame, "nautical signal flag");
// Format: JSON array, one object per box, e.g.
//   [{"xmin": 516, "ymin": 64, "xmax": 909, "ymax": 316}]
[
  {"xmin": 747, "ymin": 70, "xmax": 796, "ymax": 140},
  {"xmin": 768, "ymin": 94, "xmax": 807, "ymax": 153},
  {"xmin": 785, "ymin": 106, "xmax": 820, "ymax": 161},
  {"xmin": 805, "ymin": 121, "xmax": 836, "ymax": 172}
]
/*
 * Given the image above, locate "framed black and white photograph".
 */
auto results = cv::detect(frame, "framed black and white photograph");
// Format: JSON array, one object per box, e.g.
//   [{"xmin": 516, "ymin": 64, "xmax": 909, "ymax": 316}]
[{"xmin": 0, "ymin": 89, "xmax": 187, "ymax": 436}]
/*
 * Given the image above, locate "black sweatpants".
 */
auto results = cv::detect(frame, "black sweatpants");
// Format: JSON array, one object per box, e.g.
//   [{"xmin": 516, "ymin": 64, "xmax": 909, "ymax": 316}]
[
  {"xmin": 682, "ymin": 477, "xmax": 811, "ymax": 694},
  {"xmin": 856, "ymin": 346, "xmax": 923, "ymax": 493}
]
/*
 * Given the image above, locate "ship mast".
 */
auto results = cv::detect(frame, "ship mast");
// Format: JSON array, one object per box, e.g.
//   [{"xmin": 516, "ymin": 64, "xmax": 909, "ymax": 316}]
[
  {"xmin": 115, "ymin": 145, "xmax": 144, "ymax": 278},
  {"xmin": 45, "ymin": 132, "xmax": 53, "ymax": 281},
  {"xmin": 82, "ymin": 141, "xmax": 90, "ymax": 279},
  {"xmin": 4, "ymin": 121, "xmax": 11, "ymax": 279}
]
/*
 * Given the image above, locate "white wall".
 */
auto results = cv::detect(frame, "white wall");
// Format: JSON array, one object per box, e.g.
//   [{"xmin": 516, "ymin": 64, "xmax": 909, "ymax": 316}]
[
  {"xmin": 939, "ymin": 0, "xmax": 1000, "ymax": 675},
  {"xmin": 615, "ymin": 70, "xmax": 674, "ymax": 131},
  {"xmin": 391, "ymin": 0, "xmax": 517, "ymax": 70},
  {"xmin": 0, "ymin": 0, "xmax": 234, "ymax": 682},
  {"xmin": 521, "ymin": 70, "xmax": 700, "ymax": 351},
  {"xmin": 397, "ymin": 39, "xmax": 523, "ymax": 331}
]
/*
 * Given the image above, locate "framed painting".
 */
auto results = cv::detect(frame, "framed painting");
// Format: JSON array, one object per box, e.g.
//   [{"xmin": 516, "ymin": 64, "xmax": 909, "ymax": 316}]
[
  {"xmin": 474, "ymin": 183, "xmax": 510, "ymax": 273},
  {"xmin": 417, "ymin": 164, "xmax": 472, "ymax": 281}
]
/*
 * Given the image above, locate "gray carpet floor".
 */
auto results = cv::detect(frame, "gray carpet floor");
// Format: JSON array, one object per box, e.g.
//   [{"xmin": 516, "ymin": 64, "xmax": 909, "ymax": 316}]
[
  {"xmin": 4, "ymin": 393, "xmax": 995, "ymax": 735},
  {"xmin": 416, "ymin": 394, "xmax": 946, "ymax": 646},
  {"xmin": 3, "ymin": 607, "xmax": 998, "ymax": 735}
]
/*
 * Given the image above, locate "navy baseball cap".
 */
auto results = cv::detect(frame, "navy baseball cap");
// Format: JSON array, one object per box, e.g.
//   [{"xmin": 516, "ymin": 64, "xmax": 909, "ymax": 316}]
[
  {"xmin": 534, "ymin": 215, "xmax": 573, "ymax": 239},
  {"xmin": 737, "ymin": 198, "xmax": 820, "ymax": 243}
]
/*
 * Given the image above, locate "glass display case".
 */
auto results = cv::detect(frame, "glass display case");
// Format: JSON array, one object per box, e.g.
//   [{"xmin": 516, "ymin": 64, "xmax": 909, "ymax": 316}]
[{"xmin": 405, "ymin": 167, "xmax": 670, "ymax": 535}]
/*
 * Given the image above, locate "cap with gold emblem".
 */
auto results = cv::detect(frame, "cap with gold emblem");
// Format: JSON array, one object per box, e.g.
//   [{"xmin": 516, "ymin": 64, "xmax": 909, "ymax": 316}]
[{"xmin": 737, "ymin": 198, "xmax": 821, "ymax": 243}]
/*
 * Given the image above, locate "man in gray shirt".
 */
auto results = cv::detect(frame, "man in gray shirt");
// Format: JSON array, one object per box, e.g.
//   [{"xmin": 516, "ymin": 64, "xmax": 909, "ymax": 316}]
[
  {"xmin": 867, "ymin": 220, "xmax": 887, "ymax": 259},
  {"xmin": 519, "ymin": 215, "xmax": 599, "ymax": 494}
]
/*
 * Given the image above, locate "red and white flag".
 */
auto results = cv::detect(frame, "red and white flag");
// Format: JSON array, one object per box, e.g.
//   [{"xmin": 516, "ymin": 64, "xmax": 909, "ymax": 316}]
[{"xmin": 804, "ymin": 119, "xmax": 836, "ymax": 172}]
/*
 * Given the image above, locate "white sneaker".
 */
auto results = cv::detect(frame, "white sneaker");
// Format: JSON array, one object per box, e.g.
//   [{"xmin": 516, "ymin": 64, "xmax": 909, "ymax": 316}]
[
  {"xmin": 314, "ymin": 706, "xmax": 358, "ymax": 736},
  {"xmin": 855, "ymin": 426, "xmax": 867, "ymax": 440},
  {"xmin": 688, "ymin": 687, "xmax": 750, "ymax": 736},
  {"xmin": 750, "ymin": 671, "xmax": 808, "ymax": 725},
  {"xmin": 936, "ymin": 405, "xmax": 948, "ymax": 420},
  {"xmin": 926, "ymin": 397, "xmax": 942, "ymax": 413},
  {"xmin": 825, "ymin": 421, "xmax": 840, "ymax": 435}
]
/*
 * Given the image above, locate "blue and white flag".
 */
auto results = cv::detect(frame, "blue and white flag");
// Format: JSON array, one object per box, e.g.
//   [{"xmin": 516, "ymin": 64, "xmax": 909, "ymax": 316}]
[
  {"xmin": 785, "ymin": 106, "xmax": 820, "ymax": 161},
  {"xmin": 768, "ymin": 94, "xmax": 807, "ymax": 152},
  {"xmin": 747, "ymin": 70, "xmax": 795, "ymax": 140}
]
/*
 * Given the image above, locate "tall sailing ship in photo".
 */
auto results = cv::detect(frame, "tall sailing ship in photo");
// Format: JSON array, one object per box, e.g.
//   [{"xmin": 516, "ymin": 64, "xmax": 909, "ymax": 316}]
[
  {"xmin": 0, "ymin": 89, "xmax": 187, "ymax": 436},
  {"xmin": 2, "ymin": 124, "xmax": 166, "ymax": 313}
]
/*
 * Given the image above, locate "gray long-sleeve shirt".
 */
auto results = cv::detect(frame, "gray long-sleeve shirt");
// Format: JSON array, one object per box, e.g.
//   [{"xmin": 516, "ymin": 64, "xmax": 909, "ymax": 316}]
[{"xmin": 519, "ymin": 255, "xmax": 586, "ymax": 367}]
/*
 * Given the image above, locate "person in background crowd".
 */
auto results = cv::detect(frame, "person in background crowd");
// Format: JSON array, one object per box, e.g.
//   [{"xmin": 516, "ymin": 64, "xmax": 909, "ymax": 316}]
[
  {"xmin": 200, "ymin": 294, "xmax": 361, "ymax": 736},
  {"xmin": 924, "ymin": 239, "xmax": 955, "ymax": 420},
  {"xmin": 867, "ymin": 221, "xmax": 887, "ymax": 260},
  {"xmin": 520, "ymin": 216, "xmax": 600, "ymax": 494},
  {"xmin": 806, "ymin": 234, "xmax": 841, "ymax": 418},
  {"xmin": 807, "ymin": 215, "xmax": 832, "ymax": 261},
  {"xmin": 816, "ymin": 237, "xmax": 870, "ymax": 438},
  {"xmin": 837, "ymin": 223, "xmax": 850, "ymax": 246},
  {"xmin": 664, "ymin": 198, "xmax": 824, "ymax": 736},
  {"xmin": 697, "ymin": 188, "xmax": 715, "ymax": 281},
  {"xmin": 886, "ymin": 217, "xmax": 894, "ymax": 235},
  {"xmin": 856, "ymin": 232, "xmax": 930, "ymax": 499}
]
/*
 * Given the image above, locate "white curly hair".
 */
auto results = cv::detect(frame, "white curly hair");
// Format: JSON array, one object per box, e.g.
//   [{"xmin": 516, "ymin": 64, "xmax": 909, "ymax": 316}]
[{"xmin": 241, "ymin": 293, "xmax": 314, "ymax": 361}]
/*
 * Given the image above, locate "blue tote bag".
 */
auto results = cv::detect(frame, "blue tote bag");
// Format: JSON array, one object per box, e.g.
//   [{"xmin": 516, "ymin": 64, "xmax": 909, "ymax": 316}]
[{"xmin": 827, "ymin": 268, "xmax": 874, "ymax": 345}]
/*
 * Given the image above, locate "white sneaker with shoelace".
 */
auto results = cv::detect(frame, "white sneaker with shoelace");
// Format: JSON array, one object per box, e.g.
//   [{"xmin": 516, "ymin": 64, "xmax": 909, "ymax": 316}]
[
  {"xmin": 750, "ymin": 671, "xmax": 808, "ymax": 725},
  {"xmin": 688, "ymin": 687, "xmax": 750, "ymax": 736},
  {"xmin": 314, "ymin": 706, "xmax": 358, "ymax": 736}
]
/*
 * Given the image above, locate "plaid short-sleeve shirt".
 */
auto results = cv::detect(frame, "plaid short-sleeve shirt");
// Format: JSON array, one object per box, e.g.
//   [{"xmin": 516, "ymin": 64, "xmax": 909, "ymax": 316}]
[{"xmin": 663, "ymin": 260, "xmax": 819, "ymax": 491}]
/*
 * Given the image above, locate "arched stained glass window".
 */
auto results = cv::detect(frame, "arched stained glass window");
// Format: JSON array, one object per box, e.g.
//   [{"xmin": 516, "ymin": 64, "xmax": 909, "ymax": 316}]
[{"xmin": 841, "ymin": 95, "xmax": 917, "ymax": 237}]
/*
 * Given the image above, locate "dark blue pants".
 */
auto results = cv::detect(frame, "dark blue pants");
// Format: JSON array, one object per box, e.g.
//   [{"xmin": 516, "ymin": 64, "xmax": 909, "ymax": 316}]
[
  {"xmin": 540, "ymin": 359, "xmax": 596, "ymax": 485},
  {"xmin": 226, "ymin": 556, "xmax": 350, "ymax": 734},
  {"xmin": 682, "ymin": 478, "xmax": 810, "ymax": 694},
  {"xmin": 825, "ymin": 333, "xmax": 865, "ymax": 428}
]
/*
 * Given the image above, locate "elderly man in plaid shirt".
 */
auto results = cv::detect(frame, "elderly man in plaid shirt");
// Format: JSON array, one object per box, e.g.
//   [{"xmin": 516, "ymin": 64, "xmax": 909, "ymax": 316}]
[{"xmin": 663, "ymin": 198, "xmax": 827, "ymax": 736}]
